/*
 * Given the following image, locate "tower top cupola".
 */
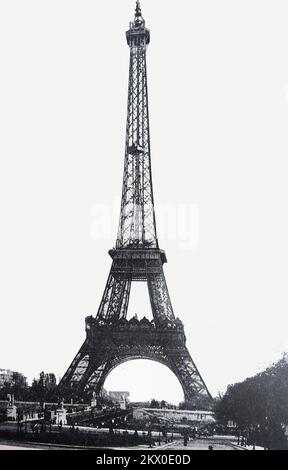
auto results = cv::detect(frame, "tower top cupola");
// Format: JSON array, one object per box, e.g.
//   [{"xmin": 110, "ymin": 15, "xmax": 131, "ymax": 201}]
[{"xmin": 126, "ymin": 1, "xmax": 150, "ymax": 47}]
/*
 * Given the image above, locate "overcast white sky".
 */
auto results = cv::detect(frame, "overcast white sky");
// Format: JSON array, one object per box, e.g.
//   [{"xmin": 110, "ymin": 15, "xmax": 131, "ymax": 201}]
[{"xmin": 1, "ymin": 0, "xmax": 288, "ymax": 405}]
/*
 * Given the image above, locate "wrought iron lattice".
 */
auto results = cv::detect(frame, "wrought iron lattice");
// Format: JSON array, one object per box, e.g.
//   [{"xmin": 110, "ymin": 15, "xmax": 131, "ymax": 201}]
[
  {"xmin": 59, "ymin": 2, "xmax": 212, "ymax": 408},
  {"xmin": 116, "ymin": 2, "xmax": 157, "ymax": 250}
]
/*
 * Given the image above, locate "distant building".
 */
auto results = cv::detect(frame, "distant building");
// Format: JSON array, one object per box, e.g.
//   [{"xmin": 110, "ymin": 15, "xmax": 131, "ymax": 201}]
[
  {"xmin": 130, "ymin": 401, "xmax": 151, "ymax": 408},
  {"xmin": 109, "ymin": 391, "xmax": 130, "ymax": 410},
  {"xmin": 227, "ymin": 420, "xmax": 237, "ymax": 429},
  {"xmin": 0, "ymin": 369, "xmax": 14, "ymax": 387},
  {"xmin": 133, "ymin": 408, "xmax": 216, "ymax": 426},
  {"xmin": 0, "ymin": 369, "xmax": 27, "ymax": 389},
  {"xmin": 102, "ymin": 388, "xmax": 108, "ymax": 398}
]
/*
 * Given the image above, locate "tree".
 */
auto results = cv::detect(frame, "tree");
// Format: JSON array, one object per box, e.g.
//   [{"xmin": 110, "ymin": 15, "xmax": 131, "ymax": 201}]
[
  {"xmin": 0, "ymin": 370, "xmax": 59, "ymax": 402},
  {"xmin": 0, "ymin": 372, "xmax": 28, "ymax": 401},
  {"xmin": 30, "ymin": 372, "xmax": 58, "ymax": 402},
  {"xmin": 215, "ymin": 354, "xmax": 288, "ymax": 449},
  {"xmin": 150, "ymin": 399, "xmax": 160, "ymax": 409}
]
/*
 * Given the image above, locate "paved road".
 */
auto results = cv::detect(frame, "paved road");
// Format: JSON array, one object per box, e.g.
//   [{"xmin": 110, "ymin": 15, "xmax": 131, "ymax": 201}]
[
  {"xmin": 0, "ymin": 443, "xmax": 40, "ymax": 450},
  {"xmin": 163, "ymin": 438, "xmax": 238, "ymax": 451},
  {"xmin": 0, "ymin": 438, "xmax": 239, "ymax": 451}
]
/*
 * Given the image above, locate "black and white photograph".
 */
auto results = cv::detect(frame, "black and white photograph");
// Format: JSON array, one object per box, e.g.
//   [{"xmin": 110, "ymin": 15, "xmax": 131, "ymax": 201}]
[{"xmin": 1, "ymin": 0, "xmax": 288, "ymax": 459}]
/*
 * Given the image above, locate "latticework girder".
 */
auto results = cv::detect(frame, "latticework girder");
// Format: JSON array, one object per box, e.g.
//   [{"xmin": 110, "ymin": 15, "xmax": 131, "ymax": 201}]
[
  {"xmin": 116, "ymin": 7, "xmax": 157, "ymax": 249},
  {"xmin": 60, "ymin": 317, "xmax": 212, "ymax": 407}
]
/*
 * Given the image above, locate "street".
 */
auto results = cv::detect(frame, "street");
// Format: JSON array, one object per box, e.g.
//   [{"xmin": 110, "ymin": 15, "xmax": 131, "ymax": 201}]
[
  {"xmin": 163, "ymin": 437, "xmax": 238, "ymax": 451},
  {"xmin": 0, "ymin": 437, "xmax": 241, "ymax": 451}
]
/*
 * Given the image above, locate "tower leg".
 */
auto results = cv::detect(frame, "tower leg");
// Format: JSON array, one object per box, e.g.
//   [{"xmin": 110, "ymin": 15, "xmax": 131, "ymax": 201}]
[
  {"xmin": 147, "ymin": 270, "xmax": 175, "ymax": 323},
  {"xmin": 96, "ymin": 271, "xmax": 131, "ymax": 321},
  {"xmin": 166, "ymin": 347, "xmax": 212, "ymax": 408}
]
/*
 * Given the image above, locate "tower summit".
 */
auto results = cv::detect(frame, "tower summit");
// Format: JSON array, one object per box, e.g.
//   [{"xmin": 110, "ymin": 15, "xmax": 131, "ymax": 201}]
[
  {"xmin": 126, "ymin": 0, "xmax": 150, "ymax": 47},
  {"xmin": 118, "ymin": 0, "xmax": 154, "ymax": 249},
  {"xmin": 59, "ymin": 2, "xmax": 212, "ymax": 409}
]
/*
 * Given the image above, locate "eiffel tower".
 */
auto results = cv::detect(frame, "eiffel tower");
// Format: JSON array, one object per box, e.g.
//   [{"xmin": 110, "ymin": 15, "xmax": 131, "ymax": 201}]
[{"xmin": 59, "ymin": 1, "xmax": 212, "ymax": 408}]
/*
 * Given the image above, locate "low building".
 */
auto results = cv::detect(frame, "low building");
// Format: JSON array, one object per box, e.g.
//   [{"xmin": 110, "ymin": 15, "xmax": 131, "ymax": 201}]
[
  {"xmin": 130, "ymin": 401, "xmax": 151, "ymax": 408},
  {"xmin": 133, "ymin": 408, "xmax": 216, "ymax": 426},
  {"xmin": 55, "ymin": 407, "xmax": 67, "ymax": 426},
  {"xmin": 109, "ymin": 391, "xmax": 130, "ymax": 410},
  {"xmin": 227, "ymin": 420, "xmax": 237, "ymax": 429}
]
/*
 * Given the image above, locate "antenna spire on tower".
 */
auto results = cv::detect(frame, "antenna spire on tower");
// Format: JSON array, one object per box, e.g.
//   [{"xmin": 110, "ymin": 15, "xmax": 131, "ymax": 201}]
[{"xmin": 135, "ymin": 1, "xmax": 142, "ymax": 18}]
